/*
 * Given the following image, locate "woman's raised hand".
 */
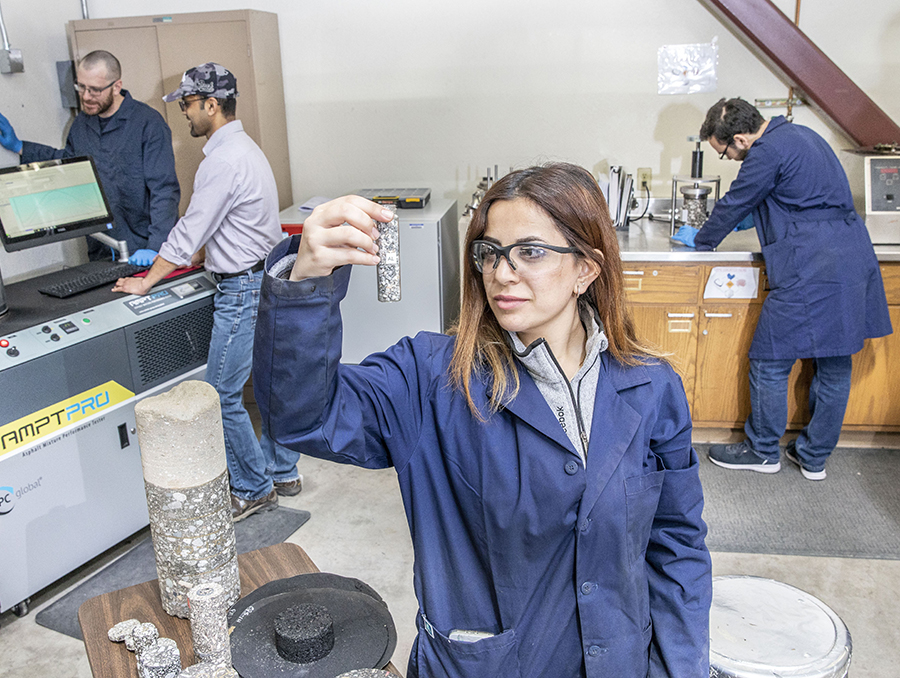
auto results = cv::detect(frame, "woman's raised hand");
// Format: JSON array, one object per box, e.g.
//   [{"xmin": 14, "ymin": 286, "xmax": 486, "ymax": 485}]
[{"xmin": 290, "ymin": 196, "xmax": 395, "ymax": 281}]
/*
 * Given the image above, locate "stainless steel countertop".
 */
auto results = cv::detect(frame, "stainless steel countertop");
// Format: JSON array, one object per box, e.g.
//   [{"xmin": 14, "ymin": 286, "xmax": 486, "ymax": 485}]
[{"xmin": 617, "ymin": 219, "xmax": 900, "ymax": 263}]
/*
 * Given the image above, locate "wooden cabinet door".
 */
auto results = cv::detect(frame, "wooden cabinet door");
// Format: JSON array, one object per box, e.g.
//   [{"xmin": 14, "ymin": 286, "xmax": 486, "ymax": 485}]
[
  {"xmin": 630, "ymin": 305, "xmax": 698, "ymax": 407},
  {"xmin": 693, "ymin": 305, "xmax": 760, "ymax": 425},
  {"xmin": 844, "ymin": 305, "xmax": 900, "ymax": 426}
]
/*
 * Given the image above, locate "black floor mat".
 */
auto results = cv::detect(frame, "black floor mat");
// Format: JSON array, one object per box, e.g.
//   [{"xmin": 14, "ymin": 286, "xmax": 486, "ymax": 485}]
[
  {"xmin": 34, "ymin": 506, "xmax": 310, "ymax": 639},
  {"xmin": 698, "ymin": 444, "xmax": 900, "ymax": 559}
]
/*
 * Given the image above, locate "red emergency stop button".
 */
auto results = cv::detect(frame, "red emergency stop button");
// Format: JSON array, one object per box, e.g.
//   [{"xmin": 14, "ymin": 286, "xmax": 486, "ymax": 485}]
[{"xmin": 0, "ymin": 339, "xmax": 8, "ymax": 348}]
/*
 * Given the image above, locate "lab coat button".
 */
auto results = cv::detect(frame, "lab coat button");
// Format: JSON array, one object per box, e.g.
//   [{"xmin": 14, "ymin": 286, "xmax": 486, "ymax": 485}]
[
  {"xmin": 564, "ymin": 461, "xmax": 578, "ymax": 475},
  {"xmin": 581, "ymin": 581, "xmax": 594, "ymax": 595},
  {"xmin": 588, "ymin": 644, "xmax": 605, "ymax": 657}
]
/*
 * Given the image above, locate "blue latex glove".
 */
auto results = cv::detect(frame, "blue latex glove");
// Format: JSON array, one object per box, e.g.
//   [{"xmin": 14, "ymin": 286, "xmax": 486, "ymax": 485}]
[
  {"xmin": 0, "ymin": 112, "xmax": 23, "ymax": 154},
  {"xmin": 129, "ymin": 249, "xmax": 158, "ymax": 266},
  {"xmin": 671, "ymin": 225, "xmax": 699, "ymax": 248},
  {"xmin": 734, "ymin": 214, "xmax": 754, "ymax": 231}
]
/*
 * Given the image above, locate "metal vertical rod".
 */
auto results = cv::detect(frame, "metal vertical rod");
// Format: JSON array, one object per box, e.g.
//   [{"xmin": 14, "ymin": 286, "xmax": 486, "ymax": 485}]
[
  {"xmin": 0, "ymin": 2, "xmax": 12, "ymax": 50},
  {"xmin": 80, "ymin": 0, "xmax": 90, "ymax": 20},
  {"xmin": 785, "ymin": 0, "xmax": 801, "ymax": 121}
]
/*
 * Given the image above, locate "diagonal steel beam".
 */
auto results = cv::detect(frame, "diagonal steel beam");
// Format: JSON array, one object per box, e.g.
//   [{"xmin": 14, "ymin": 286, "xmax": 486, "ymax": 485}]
[{"xmin": 697, "ymin": 0, "xmax": 900, "ymax": 148}]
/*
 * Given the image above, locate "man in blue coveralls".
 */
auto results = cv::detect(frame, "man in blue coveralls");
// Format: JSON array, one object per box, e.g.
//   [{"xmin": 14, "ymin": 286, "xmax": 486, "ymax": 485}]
[
  {"xmin": 673, "ymin": 97, "xmax": 891, "ymax": 480},
  {"xmin": 0, "ymin": 50, "xmax": 179, "ymax": 264}
]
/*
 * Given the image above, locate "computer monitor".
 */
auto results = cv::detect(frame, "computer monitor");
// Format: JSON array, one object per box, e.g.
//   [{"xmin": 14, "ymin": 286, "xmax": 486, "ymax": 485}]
[{"xmin": 0, "ymin": 156, "xmax": 113, "ymax": 253}]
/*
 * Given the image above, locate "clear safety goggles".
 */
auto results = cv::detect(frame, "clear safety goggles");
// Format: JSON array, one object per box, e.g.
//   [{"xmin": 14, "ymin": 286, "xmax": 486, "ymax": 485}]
[{"xmin": 471, "ymin": 239, "xmax": 579, "ymax": 276}]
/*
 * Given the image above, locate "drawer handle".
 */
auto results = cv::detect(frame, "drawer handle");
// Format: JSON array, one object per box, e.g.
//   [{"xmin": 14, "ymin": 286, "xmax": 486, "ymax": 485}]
[
  {"xmin": 667, "ymin": 313, "xmax": 695, "ymax": 318},
  {"xmin": 704, "ymin": 312, "xmax": 733, "ymax": 318},
  {"xmin": 623, "ymin": 270, "xmax": 644, "ymax": 276}
]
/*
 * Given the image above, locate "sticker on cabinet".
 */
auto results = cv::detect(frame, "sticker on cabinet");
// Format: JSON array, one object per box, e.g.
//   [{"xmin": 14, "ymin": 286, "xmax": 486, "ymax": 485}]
[{"xmin": 703, "ymin": 267, "xmax": 759, "ymax": 299}]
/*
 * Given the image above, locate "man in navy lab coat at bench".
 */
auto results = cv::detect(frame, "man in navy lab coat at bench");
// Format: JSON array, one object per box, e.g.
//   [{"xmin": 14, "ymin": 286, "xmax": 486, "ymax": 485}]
[{"xmin": 672, "ymin": 97, "xmax": 891, "ymax": 480}]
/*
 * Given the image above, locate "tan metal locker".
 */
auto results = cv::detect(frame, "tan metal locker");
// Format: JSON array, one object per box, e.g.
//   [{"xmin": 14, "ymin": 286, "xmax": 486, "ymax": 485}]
[{"xmin": 67, "ymin": 10, "xmax": 292, "ymax": 215}]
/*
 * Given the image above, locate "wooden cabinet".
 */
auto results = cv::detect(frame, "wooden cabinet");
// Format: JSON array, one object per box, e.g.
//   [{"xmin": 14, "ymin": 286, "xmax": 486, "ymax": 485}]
[
  {"xmin": 631, "ymin": 305, "xmax": 698, "ymax": 405},
  {"xmin": 67, "ymin": 10, "xmax": 293, "ymax": 214},
  {"xmin": 627, "ymin": 260, "xmax": 899, "ymax": 431},
  {"xmin": 843, "ymin": 264, "xmax": 900, "ymax": 427},
  {"xmin": 693, "ymin": 304, "xmax": 759, "ymax": 425}
]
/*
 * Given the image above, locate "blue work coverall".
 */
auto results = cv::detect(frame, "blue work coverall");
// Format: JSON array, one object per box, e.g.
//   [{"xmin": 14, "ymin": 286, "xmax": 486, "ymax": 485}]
[
  {"xmin": 694, "ymin": 116, "xmax": 891, "ymax": 359},
  {"xmin": 253, "ymin": 237, "xmax": 712, "ymax": 678},
  {"xmin": 21, "ymin": 90, "xmax": 180, "ymax": 259}
]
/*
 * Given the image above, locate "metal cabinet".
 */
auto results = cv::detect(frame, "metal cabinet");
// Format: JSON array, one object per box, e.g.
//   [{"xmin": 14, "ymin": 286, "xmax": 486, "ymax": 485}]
[{"xmin": 67, "ymin": 10, "xmax": 292, "ymax": 214}]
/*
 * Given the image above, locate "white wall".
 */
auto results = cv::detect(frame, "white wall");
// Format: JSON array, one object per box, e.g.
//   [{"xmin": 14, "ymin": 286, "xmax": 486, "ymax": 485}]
[{"xmin": 1, "ymin": 0, "xmax": 898, "ymax": 279}]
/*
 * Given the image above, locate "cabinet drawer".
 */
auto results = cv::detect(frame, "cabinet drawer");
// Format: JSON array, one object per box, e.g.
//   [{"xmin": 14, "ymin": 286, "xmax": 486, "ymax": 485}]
[
  {"xmin": 622, "ymin": 265, "xmax": 700, "ymax": 304},
  {"xmin": 879, "ymin": 263, "xmax": 900, "ymax": 305}
]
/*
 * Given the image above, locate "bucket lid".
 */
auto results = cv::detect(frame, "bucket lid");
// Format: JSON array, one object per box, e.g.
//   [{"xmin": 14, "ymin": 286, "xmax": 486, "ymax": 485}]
[{"xmin": 710, "ymin": 576, "xmax": 851, "ymax": 678}]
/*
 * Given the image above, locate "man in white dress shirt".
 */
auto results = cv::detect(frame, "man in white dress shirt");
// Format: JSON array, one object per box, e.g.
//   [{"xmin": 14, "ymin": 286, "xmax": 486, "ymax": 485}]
[{"xmin": 113, "ymin": 63, "xmax": 301, "ymax": 520}]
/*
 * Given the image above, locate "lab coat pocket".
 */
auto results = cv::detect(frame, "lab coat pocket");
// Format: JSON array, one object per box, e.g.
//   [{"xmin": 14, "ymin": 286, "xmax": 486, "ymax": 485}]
[
  {"xmin": 624, "ymin": 470, "xmax": 665, "ymax": 564},
  {"xmin": 415, "ymin": 616, "xmax": 522, "ymax": 678},
  {"xmin": 760, "ymin": 237, "xmax": 800, "ymax": 290}
]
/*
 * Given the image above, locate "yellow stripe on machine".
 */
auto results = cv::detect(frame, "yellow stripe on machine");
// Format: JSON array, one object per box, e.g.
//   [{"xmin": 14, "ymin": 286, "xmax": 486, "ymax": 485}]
[{"xmin": 0, "ymin": 381, "xmax": 135, "ymax": 459}]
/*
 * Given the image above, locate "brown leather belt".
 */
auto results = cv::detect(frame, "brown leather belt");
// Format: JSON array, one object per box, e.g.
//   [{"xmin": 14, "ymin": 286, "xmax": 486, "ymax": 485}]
[{"xmin": 210, "ymin": 260, "xmax": 265, "ymax": 282}]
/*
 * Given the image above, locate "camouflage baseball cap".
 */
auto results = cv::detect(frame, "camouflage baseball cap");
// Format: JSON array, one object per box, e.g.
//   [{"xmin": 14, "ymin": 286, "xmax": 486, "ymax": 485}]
[{"xmin": 163, "ymin": 62, "xmax": 238, "ymax": 102}]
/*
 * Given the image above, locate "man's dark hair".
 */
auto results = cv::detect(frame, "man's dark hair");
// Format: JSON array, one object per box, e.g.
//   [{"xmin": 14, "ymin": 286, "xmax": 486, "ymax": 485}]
[
  {"xmin": 79, "ymin": 50, "xmax": 122, "ymax": 82},
  {"xmin": 215, "ymin": 97, "xmax": 237, "ymax": 118},
  {"xmin": 699, "ymin": 98, "xmax": 764, "ymax": 144}
]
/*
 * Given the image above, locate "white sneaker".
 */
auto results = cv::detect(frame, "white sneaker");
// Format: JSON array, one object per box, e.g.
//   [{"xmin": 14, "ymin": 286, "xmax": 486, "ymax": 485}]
[{"xmin": 785, "ymin": 445, "xmax": 826, "ymax": 481}]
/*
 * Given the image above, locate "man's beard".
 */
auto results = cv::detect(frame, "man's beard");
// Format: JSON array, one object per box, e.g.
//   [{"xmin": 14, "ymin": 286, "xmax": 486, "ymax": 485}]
[{"xmin": 82, "ymin": 91, "xmax": 114, "ymax": 116}]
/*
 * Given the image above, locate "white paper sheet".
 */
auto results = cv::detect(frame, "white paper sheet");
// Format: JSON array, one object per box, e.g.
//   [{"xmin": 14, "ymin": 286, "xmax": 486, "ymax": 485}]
[{"xmin": 703, "ymin": 266, "xmax": 759, "ymax": 299}]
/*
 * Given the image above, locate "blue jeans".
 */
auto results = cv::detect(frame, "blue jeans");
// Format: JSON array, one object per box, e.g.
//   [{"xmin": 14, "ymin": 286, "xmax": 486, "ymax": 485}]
[
  {"xmin": 744, "ymin": 356, "xmax": 853, "ymax": 472},
  {"xmin": 206, "ymin": 271, "xmax": 301, "ymax": 500}
]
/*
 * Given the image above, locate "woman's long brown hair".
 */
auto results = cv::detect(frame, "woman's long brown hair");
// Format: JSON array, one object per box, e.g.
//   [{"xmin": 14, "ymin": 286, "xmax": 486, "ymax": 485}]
[{"xmin": 448, "ymin": 162, "xmax": 662, "ymax": 419}]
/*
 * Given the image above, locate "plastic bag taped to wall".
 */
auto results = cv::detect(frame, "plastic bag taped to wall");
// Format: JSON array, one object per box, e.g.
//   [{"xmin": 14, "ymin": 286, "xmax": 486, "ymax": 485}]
[{"xmin": 657, "ymin": 37, "xmax": 718, "ymax": 95}]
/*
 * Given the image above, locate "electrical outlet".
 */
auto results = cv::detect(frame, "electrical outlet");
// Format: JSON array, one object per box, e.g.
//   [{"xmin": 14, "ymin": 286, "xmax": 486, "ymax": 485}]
[{"xmin": 636, "ymin": 168, "xmax": 652, "ymax": 191}]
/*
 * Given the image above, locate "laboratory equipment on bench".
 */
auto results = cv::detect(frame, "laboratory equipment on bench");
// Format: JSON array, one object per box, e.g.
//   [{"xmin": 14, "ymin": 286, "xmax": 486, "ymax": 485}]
[
  {"xmin": 607, "ymin": 166, "xmax": 635, "ymax": 231},
  {"xmin": 0, "ymin": 271, "xmax": 216, "ymax": 619},
  {"xmin": 670, "ymin": 136, "xmax": 721, "ymax": 235},
  {"xmin": 847, "ymin": 145, "xmax": 900, "ymax": 244},
  {"xmin": 0, "ymin": 153, "xmax": 219, "ymax": 619},
  {"xmin": 0, "ymin": 156, "xmax": 135, "ymax": 310}
]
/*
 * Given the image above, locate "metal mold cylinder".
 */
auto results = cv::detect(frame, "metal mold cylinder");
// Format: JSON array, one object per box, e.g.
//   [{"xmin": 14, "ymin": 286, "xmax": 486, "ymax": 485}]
[
  {"xmin": 134, "ymin": 380, "xmax": 240, "ymax": 618},
  {"xmin": 680, "ymin": 184, "xmax": 712, "ymax": 229}
]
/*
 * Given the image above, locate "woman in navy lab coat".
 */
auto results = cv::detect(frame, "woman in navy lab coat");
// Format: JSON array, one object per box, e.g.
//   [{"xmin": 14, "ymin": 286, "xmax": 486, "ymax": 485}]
[{"xmin": 253, "ymin": 163, "xmax": 712, "ymax": 677}]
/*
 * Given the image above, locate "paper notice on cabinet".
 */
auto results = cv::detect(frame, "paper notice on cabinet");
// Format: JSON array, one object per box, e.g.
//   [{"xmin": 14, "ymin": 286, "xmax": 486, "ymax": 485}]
[{"xmin": 703, "ymin": 266, "xmax": 759, "ymax": 299}]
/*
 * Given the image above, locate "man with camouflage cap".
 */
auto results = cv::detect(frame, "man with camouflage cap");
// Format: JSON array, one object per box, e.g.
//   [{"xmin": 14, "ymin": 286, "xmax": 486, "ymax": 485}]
[{"xmin": 113, "ymin": 62, "xmax": 302, "ymax": 520}]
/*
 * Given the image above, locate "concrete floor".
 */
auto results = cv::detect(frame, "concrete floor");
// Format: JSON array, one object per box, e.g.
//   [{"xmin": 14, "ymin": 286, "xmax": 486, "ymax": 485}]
[{"xmin": 1, "ymin": 431, "xmax": 898, "ymax": 676}]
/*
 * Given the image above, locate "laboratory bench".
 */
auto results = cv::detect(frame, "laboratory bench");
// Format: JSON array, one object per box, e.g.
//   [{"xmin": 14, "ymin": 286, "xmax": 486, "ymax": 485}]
[{"xmin": 617, "ymin": 220, "xmax": 900, "ymax": 431}]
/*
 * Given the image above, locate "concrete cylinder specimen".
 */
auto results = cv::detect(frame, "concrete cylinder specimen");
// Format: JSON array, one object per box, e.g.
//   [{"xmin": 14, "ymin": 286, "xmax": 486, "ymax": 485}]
[
  {"xmin": 188, "ymin": 581, "xmax": 232, "ymax": 666},
  {"xmin": 134, "ymin": 380, "xmax": 240, "ymax": 618}
]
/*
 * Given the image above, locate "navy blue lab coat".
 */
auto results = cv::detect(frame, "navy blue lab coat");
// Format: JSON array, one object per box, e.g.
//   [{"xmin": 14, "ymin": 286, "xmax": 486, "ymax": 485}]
[
  {"xmin": 253, "ymin": 237, "xmax": 712, "ymax": 678},
  {"xmin": 695, "ymin": 116, "xmax": 891, "ymax": 359},
  {"xmin": 21, "ymin": 90, "xmax": 180, "ymax": 258}
]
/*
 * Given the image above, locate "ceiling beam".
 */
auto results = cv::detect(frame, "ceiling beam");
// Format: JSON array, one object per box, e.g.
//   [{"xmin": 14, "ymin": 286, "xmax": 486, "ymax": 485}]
[{"xmin": 697, "ymin": 0, "xmax": 900, "ymax": 148}]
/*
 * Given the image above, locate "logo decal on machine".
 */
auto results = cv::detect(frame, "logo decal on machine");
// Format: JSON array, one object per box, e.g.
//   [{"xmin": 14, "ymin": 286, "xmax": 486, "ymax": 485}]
[
  {"xmin": 0, "ymin": 486, "xmax": 14, "ymax": 514},
  {"xmin": 0, "ymin": 381, "xmax": 135, "ymax": 460}
]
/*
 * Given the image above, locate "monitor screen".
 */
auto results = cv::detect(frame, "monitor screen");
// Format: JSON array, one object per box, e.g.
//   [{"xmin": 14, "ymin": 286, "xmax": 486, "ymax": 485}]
[{"xmin": 0, "ymin": 156, "xmax": 114, "ymax": 253}]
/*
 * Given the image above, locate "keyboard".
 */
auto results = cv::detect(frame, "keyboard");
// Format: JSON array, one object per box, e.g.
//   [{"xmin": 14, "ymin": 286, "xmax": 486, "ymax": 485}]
[{"xmin": 37, "ymin": 262, "xmax": 150, "ymax": 298}]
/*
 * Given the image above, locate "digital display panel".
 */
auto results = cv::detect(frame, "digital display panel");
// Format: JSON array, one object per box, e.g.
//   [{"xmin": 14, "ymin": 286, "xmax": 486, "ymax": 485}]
[{"xmin": 0, "ymin": 157, "xmax": 114, "ymax": 252}]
